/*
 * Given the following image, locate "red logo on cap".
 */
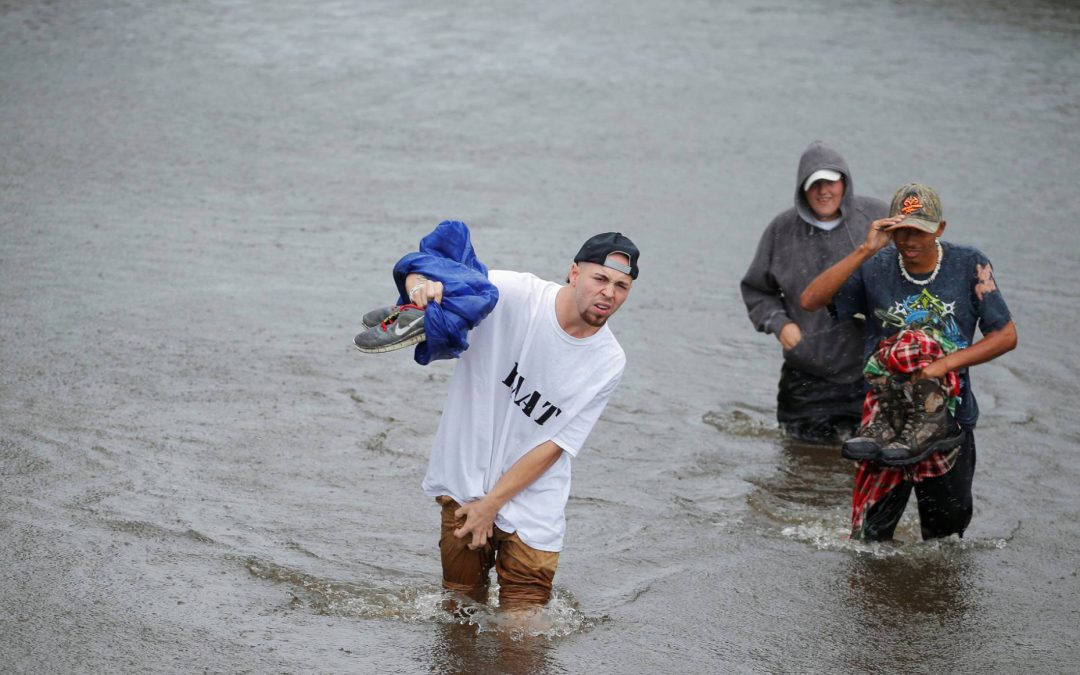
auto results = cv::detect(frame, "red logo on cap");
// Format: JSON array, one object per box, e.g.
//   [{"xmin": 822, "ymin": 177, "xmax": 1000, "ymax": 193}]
[{"xmin": 901, "ymin": 196, "xmax": 923, "ymax": 215}]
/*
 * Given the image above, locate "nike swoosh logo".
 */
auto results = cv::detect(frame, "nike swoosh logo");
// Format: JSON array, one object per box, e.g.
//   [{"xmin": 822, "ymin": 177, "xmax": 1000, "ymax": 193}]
[{"xmin": 391, "ymin": 316, "xmax": 422, "ymax": 336}]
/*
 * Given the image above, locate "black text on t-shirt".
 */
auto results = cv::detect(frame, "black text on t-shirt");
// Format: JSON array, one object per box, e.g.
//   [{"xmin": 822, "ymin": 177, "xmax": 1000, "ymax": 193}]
[{"xmin": 502, "ymin": 362, "xmax": 563, "ymax": 425}]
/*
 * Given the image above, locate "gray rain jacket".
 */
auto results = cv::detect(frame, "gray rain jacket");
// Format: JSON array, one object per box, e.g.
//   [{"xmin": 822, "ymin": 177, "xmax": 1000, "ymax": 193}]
[{"xmin": 740, "ymin": 141, "xmax": 888, "ymax": 383}]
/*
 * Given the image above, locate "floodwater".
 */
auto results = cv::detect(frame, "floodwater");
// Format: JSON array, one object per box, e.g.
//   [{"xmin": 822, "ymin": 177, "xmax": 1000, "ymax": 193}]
[{"xmin": 2, "ymin": 0, "xmax": 1078, "ymax": 672}]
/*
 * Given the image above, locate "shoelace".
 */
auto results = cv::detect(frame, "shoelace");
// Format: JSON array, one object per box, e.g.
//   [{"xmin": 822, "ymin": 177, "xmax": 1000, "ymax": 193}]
[
  {"xmin": 868, "ymin": 404, "xmax": 893, "ymax": 435},
  {"xmin": 379, "ymin": 303, "xmax": 424, "ymax": 332}
]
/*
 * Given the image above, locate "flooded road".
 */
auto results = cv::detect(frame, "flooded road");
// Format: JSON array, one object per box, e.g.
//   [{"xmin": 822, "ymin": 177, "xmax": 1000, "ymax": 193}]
[{"xmin": 2, "ymin": 0, "xmax": 1079, "ymax": 672}]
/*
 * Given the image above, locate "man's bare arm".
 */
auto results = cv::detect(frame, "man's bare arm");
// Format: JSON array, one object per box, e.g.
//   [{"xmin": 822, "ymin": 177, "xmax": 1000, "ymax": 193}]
[
  {"xmin": 454, "ymin": 440, "xmax": 564, "ymax": 550},
  {"xmin": 800, "ymin": 215, "xmax": 903, "ymax": 311},
  {"xmin": 918, "ymin": 321, "xmax": 1018, "ymax": 380}
]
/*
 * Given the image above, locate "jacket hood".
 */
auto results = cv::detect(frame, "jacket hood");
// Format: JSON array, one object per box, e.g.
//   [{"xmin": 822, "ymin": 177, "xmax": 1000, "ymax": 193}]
[{"xmin": 795, "ymin": 140, "xmax": 854, "ymax": 225}]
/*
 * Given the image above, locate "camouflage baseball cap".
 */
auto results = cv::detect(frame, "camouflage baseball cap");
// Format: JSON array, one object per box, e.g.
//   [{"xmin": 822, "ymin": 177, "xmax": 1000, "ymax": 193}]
[{"xmin": 888, "ymin": 183, "xmax": 943, "ymax": 233}]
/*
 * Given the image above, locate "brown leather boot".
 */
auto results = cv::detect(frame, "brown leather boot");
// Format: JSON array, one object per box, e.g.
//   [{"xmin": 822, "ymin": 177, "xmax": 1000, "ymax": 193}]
[
  {"xmin": 841, "ymin": 376, "xmax": 900, "ymax": 461},
  {"xmin": 879, "ymin": 378, "xmax": 964, "ymax": 466}
]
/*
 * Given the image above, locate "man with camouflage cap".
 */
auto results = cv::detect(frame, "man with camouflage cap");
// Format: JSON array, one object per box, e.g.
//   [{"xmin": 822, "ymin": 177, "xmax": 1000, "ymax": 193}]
[{"xmin": 800, "ymin": 183, "xmax": 1017, "ymax": 540}]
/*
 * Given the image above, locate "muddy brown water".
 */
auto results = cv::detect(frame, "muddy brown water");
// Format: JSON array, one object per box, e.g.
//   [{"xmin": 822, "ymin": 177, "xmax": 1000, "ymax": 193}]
[{"xmin": 2, "ymin": 0, "xmax": 1079, "ymax": 672}]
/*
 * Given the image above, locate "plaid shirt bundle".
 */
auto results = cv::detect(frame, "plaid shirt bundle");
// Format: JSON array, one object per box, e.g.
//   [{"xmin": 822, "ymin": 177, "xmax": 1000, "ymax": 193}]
[{"xmin": 850, "ymin": 328, "xmax": 962, "ymax": 538}]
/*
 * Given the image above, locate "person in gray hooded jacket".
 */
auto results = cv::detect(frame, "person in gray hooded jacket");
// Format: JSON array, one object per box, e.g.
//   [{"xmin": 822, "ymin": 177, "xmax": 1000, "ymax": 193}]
[{"xmin": 740, "ymin": 141, "xmax": 888, "ymax": 443}]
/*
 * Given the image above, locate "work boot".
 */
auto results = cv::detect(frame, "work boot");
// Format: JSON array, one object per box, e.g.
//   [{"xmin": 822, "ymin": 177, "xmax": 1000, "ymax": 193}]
[
  {"xmin": 878, "ymin": 377, "xmax": 964, "ymax": 466},
  {"xmin": 841, "ymin": 376, "xmax": 900, "ymax": 461}
]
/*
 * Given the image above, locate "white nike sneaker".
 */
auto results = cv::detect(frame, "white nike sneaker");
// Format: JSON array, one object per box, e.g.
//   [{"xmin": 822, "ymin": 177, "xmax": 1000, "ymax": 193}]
[{"xmin": 353, "ymin": 304, "xmax": 426, "ymax": 353}]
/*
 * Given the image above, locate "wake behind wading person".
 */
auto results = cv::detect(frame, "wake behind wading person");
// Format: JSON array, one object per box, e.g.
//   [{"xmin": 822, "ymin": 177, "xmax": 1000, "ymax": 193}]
[
  {"xmin": 354, "ymin": 221, "xmax": 638, "ymax": 610},
  {"xmin": 801, "ymin": 184, "xmax": 1017, "ymax": 541},
  {"xmin": 741, "ymin": 141, "xmax": 888, "ymax": 444}
]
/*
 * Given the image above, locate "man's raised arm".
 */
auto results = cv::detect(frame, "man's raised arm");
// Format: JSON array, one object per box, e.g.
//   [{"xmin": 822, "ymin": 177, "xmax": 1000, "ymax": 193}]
[{"xmin": 800, "ymin": 215, "xmax": 902, "ymax": 311}]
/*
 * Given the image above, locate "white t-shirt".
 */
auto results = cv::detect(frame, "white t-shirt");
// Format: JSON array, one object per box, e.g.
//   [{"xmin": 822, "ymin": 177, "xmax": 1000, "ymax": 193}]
[
  {"xmin": 421, "ymin": 270, "xmax": 626, "ymax": 552},
  {"xmin": 806, "ymin": 215, "xmax": 843, "ymax": 231}
]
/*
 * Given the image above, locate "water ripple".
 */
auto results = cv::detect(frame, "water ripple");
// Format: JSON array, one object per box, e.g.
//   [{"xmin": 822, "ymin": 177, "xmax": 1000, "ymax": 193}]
[{"xmin": 244, "ymin": 557, "xmax": 606, "ymax": 639}]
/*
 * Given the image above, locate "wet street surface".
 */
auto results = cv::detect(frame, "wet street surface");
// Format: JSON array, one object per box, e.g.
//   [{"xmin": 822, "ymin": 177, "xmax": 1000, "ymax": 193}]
[{"xmin": 2, "ymin": 0, "xmax": 1079, "ymax": 672}]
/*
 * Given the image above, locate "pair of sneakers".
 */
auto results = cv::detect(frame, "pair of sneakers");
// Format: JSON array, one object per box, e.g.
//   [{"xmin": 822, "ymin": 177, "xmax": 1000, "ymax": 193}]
[{"xmin": 353, "ymin": 304, "xmax": 426, "ymax": 353}]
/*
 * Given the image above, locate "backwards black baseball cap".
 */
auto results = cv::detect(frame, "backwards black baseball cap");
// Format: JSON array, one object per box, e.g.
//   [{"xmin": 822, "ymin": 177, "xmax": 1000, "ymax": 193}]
[{"xmin": 573, "ymin": 232, "xmax": 640, "ymax": 279}]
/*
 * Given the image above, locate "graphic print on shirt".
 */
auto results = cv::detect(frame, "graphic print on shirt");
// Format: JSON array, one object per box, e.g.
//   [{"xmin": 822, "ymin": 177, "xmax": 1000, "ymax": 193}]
[
  {"xmin": 873, "ymin": 288, "xmax": 968, "ymax": 349},
  {"xmin": 502, "ymin": 362, "xmax": 563, "ymax": 425},
  {"xmin": 974, "ymin": 262, "xmax": 998, "ymax": 301}
]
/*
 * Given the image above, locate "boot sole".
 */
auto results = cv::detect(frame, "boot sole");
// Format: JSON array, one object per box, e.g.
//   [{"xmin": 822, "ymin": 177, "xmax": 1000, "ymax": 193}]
[
  {"xmin": 353, "ymin": 332, "xmax": 426, "ymax": 354},
  {"xmin": 838, "ymin": 436, "xmax": 881, "ymax": 462},
  {"xmin": 840, "ymin": 444, "xmax": 882, "ymax": 462},
  {"xmin": 877, "ymin": 431, "xmax": 965, "ymax": 467}
]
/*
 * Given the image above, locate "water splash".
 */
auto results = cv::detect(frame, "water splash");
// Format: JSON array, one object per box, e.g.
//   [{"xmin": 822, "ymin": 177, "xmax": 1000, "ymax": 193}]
[
  {"xmin": 245, "ymin": 557, "xmax": 605, "ymax": 639},
  {"xmin": 779, "ymin": 522, "xmax": 1015, "ymax": 556},
  {"xmin": 474, "ymin": 592, "xmax": 607, "ymax": 640},
  {"xmin": 702, "ymin": 408, "xmax": 779, "ymax": 438}
]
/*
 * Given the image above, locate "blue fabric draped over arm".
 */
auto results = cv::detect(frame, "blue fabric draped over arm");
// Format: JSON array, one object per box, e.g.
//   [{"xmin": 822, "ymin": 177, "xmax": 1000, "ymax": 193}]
[{"xmin": 392, "ymin": 220, "xmax": 499, "ymax": 365}]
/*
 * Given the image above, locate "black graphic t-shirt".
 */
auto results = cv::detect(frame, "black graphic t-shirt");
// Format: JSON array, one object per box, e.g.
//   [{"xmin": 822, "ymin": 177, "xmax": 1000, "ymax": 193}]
[{"xmin": 834, "ymin": 241, "xmax": 1012, "ymax": 429}]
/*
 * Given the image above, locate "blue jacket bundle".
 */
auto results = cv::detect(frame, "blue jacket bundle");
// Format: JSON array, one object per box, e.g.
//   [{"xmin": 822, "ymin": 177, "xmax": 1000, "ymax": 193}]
[{"xmin": 392, "ymin": 220, "xmax": 500, "ymax": 365}]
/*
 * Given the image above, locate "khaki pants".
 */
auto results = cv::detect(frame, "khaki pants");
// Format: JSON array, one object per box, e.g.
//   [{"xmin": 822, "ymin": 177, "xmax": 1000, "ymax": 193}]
[{"xmin": 436, "ymin": 496, "xmax": 559, "ymax": 608}]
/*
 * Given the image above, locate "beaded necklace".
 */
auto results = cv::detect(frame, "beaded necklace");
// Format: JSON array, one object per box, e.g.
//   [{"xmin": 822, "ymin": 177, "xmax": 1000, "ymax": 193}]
[{"xmin": 898, "ymin": 239, "xmax": 943, "ymax": 286}]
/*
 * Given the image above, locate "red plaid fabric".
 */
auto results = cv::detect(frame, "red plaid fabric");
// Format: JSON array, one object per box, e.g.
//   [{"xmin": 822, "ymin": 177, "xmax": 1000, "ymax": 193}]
[
  {"xmin": 850, "ymin": 329, "xmax": 961, "ymax": 538},
  {"xmin": 850, "ymin": 447, "xmax": 959, "ymax": 538},
  {"xmin": 860, "ymin": 330, "xmax": 960, "ymax": 427}
]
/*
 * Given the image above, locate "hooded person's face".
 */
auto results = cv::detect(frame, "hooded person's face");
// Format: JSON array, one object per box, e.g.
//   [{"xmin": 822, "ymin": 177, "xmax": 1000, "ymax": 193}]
[{"xmin": 804, "ymin": 177, "xmax": 845, "ymax": 221}]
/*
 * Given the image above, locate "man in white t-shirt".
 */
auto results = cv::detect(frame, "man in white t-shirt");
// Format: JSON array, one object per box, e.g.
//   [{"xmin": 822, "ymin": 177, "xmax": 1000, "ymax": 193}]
[{"xmin": 404, "ymin": 231, "xmax": 639, "ymax": 608}]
